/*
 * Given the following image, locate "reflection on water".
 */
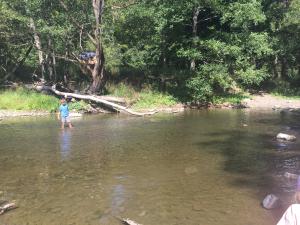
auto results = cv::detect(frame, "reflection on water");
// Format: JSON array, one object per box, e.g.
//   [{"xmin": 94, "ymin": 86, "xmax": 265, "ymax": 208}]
[
  {"xmin": 0, "ymin": 110, "xmax": 300, "ymax": 225},
  {"xmin": 59, "ymin": 130, "xmax": 72, "ymax": 160}
]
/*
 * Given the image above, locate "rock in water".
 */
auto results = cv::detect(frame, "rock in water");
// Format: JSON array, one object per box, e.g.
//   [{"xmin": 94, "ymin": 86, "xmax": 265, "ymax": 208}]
[
  {"xmin": 262, "ymin": 194, "xmax": 280, "ymax": 209},
  {"xmin": 284, "ymin": 172, "xmax": 299, "ymax": 180},
  {"xmin": 68, "ymin": 112, "xmax": 83, "ymax": 117},
  {"xmin": 0, "ymin": 202, "xmax": 17, "ymax": 215},
  {"xmin": 184, "ymin": 166, "xmax": 198, "ymax": 175},
  {"xmin": 276, "ymin": 133, "xmax": 296, "ymax": 141},
  {"xmin": 121, "ymin": 218, "xmax": 143, "ymax": 225}
]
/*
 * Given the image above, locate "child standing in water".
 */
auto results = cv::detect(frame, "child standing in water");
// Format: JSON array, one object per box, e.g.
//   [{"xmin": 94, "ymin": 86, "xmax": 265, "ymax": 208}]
[{"xmin": 58, "ymin": 98, "xmax": 73, "ymax": 129}]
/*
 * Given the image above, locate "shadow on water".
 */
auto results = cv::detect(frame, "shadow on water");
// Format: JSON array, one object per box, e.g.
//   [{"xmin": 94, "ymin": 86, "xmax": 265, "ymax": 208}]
[
  {"xmin": 195, "ymin": 130, "xmax": 277, "ymax": 192},
  {"xmin": 2, "ymin": 111, "xmax": 300, "ymax": 225},
  {"xmin": 193, "ymin": 110, "xmax": 300, "ymax": 222}
]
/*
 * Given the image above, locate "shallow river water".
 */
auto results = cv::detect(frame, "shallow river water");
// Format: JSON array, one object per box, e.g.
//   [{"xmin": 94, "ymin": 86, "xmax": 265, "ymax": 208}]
[{"xmin": 1, "ymin": 109, "xmax": 300, "ymax": 225}]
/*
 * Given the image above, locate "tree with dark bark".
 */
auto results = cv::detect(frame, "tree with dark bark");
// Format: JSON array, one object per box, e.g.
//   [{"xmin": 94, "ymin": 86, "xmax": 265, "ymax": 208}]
[{"xmin": 59, "ymin": 0, "xmax": 106, "ymax": 94}]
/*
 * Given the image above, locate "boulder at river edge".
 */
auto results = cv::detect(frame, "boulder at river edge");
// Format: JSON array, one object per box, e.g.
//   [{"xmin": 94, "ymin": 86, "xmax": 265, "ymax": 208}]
[
  {"xmin": 262, "ymin": 194, "xmax": 281, "ymax": 209},
  {"xmin": 276, "ymin": 133, "xmax": 296, "ymax": 141}
]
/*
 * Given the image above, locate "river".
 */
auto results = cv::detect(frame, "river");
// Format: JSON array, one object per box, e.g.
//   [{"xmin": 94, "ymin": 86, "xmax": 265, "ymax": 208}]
[{"xmin": 0, "ymin": 109, "xmax": 299, "ymax": 225}]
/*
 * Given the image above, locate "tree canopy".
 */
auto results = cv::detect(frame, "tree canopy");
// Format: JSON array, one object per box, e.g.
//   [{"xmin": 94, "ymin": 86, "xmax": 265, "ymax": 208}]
[{"xmin": 1, "ymin": 0, "xmax": 299, "ymax": 100}]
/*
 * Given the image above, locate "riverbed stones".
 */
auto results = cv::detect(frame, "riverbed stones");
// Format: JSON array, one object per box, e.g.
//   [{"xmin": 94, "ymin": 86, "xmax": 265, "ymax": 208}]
[
  {"xmin": 276, "ymin": 133, "xmax": 296, "ymax": 141},
  {"xmin": 262, "ymin": 194, "xmax": 280, "ymax": 209}
]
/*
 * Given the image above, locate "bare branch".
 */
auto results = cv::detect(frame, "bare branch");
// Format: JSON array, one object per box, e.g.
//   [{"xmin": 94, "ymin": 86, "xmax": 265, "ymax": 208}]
[{"xmin": 55, "ymin": 55, "xmax": 77, "ymax": 63}]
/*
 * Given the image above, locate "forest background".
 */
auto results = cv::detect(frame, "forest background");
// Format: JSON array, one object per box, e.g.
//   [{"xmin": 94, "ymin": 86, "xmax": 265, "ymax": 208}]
[{"xmin": 1, "ymin": 0, "xmax": 300, "ymax": 110}]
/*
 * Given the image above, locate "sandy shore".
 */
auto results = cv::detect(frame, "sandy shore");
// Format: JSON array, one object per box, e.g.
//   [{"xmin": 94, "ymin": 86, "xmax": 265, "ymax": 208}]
[
  {"xmin": 0, "ymin": 110, "xmax": 51, "ymax": 119},
  {"xmin": 242, "ymin": 94, "xmax": 300, "ymax": 109}
]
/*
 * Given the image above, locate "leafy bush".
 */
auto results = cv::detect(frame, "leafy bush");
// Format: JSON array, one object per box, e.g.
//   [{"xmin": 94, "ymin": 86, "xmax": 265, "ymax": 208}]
[{"xmin": 186, "ymin": 75, "xmax": 213, "ymax": 102}]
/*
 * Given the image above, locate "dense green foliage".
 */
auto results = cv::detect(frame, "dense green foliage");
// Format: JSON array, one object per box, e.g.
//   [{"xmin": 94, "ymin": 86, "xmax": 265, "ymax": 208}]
[{"xmin": 1, "ymin": 0, "xmax": 300, "ymax": 103}]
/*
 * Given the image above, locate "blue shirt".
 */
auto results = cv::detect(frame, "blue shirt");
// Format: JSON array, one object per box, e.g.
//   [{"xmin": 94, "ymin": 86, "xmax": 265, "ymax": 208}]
[{"xmin": 59, "ymin": 104, "xmax": 69, "ymax": 118}]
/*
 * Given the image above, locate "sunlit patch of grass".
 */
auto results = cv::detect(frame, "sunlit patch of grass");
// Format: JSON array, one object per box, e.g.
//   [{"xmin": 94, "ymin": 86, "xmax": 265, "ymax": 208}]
[
  {"xmin": 0, "ymin": 88, "xmax": 59, "ymax": 112},
  {"xmin": 106, "ymin": 83, "xmax": 178, "ymax": 109},
  {"xmin": 211, "ymin": 93, "xmax": 250, "ymax": 105},
  {"xmin": 132, "ymin": 90, "xmax": 177, "ymax": 109}
]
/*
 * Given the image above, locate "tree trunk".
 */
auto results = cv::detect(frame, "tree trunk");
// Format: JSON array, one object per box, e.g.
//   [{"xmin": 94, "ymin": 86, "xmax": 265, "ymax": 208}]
[
  {"xmin": 281, "ymin": 56, "xmax": 288, "ymax": 79},
  {"xmin": 90, "ymin": 0, "xmax": 106, "ymax": 94},
  {"xmin": 190, "ymin": 7, "xmax": 200, "ymax": 71},
  {"xmin": 29, "ymin": 18, "xmax": 45, "ymax": 80},
  {"xmin": 47, "ymin": 38, "xmax": 57, "ymax": 82},
  {"xmin": 273, "ymin": 55, "xmax": 279, "ymax": 79}
]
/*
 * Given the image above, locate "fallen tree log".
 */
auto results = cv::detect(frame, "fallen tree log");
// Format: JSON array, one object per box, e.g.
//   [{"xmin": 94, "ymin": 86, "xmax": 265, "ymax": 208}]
[
  {"xmin": 27, "ymin": 84, "xmax": 126, "ymax": 104},
  {"xmin": 50, "ymin": 85, "xmax": 157, "ymax": 116}
]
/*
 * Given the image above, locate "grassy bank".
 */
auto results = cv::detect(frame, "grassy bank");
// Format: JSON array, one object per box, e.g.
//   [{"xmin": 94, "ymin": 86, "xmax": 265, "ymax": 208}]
[
  {"xmin": 0, "ymin": 88, "xmax": 88, "ymax": 112},
  {"xmin": 106, "ymin": 83, "xmax": 178, "ymax": 109},
  {"xmin": 0, "ymin": 86, "xmax": 178, "ymax": 112},
  {"xmin": 211, "ymin": 93, "xmax": 250, "ymax": 105},
  {"xmin": 0, "ymin": 85, "xmax": 248, "ymax": 113},
  {"xmin": 0, "ymin": 88, "xmax": 59, "ymax": 112}
]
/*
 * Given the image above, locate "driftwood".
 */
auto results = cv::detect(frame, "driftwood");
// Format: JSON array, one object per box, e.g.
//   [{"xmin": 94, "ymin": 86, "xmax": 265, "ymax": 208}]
[
  {"xmin": 0, "ymin": 202, "xmax": 17, "ymax": 215},
  {"xmin": 50, "ymin": 85, "xmax": 158, "ymax": 116}
]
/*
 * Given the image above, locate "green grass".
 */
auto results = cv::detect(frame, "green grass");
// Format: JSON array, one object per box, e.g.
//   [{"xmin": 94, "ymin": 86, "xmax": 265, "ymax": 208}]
[
  {"xmin": 211, "ymin": 93, "xmax": 250, "ymax": 105},
  {"xmin": 0, "ymin": 88, "xmax": 90, "ymax": 112},
  {"xmin": 106, "ymin": 83, "xmax": 139, "ymax": 102},
  {"xmin": 106, "ymin": 83, "xmax": 178, "ymax": 109},
  {"xmin": 0, "ymin": 88, "xmax": 59, "ymax": 112},
  {"xmin": 68, "ymin": 100, "xmax": 90, "ymax": 111},
  {"xmin": 132, "ymin": 91, "xmax": 177, "ymax": 109}
]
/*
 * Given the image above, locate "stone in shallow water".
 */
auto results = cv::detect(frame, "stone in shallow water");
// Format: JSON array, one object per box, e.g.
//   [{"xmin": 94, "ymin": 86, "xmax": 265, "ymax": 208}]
[
  {"xmin": 184, "ymin": 166, "xmax": 198, "ymax": 175},
  {"xmin": 262, "ymin": 194, "xmax": 280, "ymax": 209},
  {"xmin": 276, "ymin": 133, "xmax": 296, "ymax": 141},
  {"xmin": 284, "ymin": 172, "xmax": 299, "ymax": 179}
]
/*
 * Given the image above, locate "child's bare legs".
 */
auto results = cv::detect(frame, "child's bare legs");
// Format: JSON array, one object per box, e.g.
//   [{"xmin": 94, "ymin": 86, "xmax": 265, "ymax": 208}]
[
  {"xmin": 68, "ymin": 122, "xmax": 73, "ymax": 128},
  {"xmin": 61, "ymin": 121, "xmax": 65, "ymax": 129}
]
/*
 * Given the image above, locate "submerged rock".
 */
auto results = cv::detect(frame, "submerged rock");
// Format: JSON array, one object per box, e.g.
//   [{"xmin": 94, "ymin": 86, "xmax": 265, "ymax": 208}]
[
  {"xmin": 276, "ymin": 133, "xmax": 296, "ymax": 141},
  {"xmin": 262, "ymin": 194, "xmax": 281, "ymax": 209},
  {"xmin": 284, "ymin": 172, "xmax": 299, "ymax": 180},
  {"xmin": 69, "ymin": 112, "xmax": 83, "ymax": 117},
  {"xmin": 184, "ymin": 166, "xmax": 198, "ymax": 175}
]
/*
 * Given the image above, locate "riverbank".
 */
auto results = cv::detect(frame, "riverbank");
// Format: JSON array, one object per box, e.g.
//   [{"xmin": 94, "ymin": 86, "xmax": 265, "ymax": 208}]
[
  {"xmin": 0, "ymin": 110, "xmax": 50, "ymax": 119},
  {"xmin": 242, "ymin": 93, "xmax": 300, "ymax": 109},
  {"xmin": 2, "ymin": 86, "xmax": 300, "ymax": 119}
]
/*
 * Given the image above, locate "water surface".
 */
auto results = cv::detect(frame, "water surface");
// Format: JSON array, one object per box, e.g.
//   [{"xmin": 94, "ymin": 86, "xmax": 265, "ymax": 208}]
[{"xmin": 1, "ymin": 110, "xmax": 300, "ymax": 225}]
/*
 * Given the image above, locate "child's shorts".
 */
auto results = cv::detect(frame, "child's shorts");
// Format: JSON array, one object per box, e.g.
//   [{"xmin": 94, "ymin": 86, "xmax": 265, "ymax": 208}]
[{"xmin": 61, "ymin": 116, "xmax": 71, "ymax": 123}]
